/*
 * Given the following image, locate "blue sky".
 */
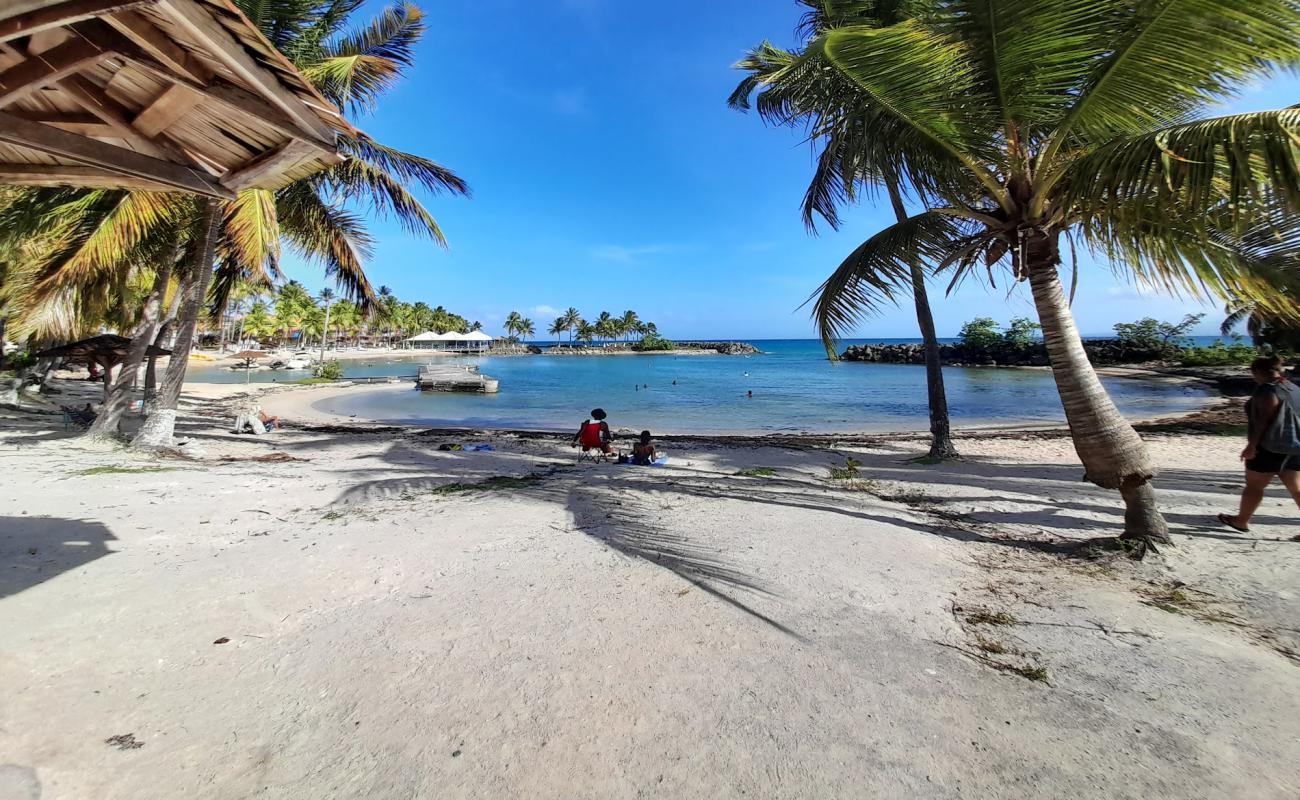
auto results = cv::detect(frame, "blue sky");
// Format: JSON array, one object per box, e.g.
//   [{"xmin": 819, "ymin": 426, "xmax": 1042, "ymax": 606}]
[{"xmin": 282, "ymin": 0, "xmax": 1300, "ymax": 340}]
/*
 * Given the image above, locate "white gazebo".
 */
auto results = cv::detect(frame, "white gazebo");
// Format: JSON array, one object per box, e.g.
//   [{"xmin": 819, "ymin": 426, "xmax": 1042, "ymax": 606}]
[{"xmin": 405, "ymin": 330, "xmax": 494, "ymax": 353}]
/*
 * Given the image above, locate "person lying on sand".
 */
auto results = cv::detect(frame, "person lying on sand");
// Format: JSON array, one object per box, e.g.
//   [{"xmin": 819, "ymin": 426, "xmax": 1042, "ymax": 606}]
[
  {"xmin": 574, "ymin": 408, "xmax": 615, "ymax": 455},
  {"xmin": 1218, "ymin": 356, "xmax": 1300, "ymax": 533},
  {"xmin": 631, "ymin": 430, "xmax": 656, "ymax": 466}
]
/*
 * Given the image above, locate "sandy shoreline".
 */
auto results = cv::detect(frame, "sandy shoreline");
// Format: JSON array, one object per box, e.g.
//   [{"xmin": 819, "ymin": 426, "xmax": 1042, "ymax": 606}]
[{"xmin": 2, "ymin": 377, "xmax": 1296, "ymax": 798}]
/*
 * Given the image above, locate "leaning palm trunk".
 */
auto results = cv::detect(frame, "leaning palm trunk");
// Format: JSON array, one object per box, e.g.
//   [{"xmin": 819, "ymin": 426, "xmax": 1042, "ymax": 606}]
[
  {"xmin": 886, "ymin": 179, "xmax": 957, "ymax": 460},
  {"xmin": 88, "ymin": 260, "xmax": 174, "ymax": 438},
  {"xmin": 1025, "ymin": 238, "xmax": 1170, "ymax": 545},
  {"xmin": 909, "ymin": 262, "xmax": 957, "ymax": 460},
  {"xmin": 133, "ymin": 200, "xmax": 220, "ymax": 450}
]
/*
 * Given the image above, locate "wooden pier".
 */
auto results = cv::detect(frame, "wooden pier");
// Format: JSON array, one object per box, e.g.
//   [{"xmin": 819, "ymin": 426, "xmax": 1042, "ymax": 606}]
[{"xmin": 416, "ymin": 364, "xmax": 500, "ymax": 393}]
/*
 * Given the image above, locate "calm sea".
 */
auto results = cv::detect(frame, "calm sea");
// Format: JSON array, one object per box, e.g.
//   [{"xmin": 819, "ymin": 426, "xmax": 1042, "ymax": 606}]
[{"xmin": 184, "ymin": 338, "xmax": 1219, "ymax": 435}]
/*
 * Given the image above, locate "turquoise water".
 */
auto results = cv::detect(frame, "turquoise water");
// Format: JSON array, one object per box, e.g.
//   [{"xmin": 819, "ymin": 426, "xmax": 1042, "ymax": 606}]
[{"xmin": 185, "ymin": 339, "xmax": 1215, "ymax": 434}]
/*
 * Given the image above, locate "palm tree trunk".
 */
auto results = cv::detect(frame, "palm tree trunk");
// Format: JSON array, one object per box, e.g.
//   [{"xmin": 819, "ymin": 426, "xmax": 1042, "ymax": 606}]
[
  {"xmin": 885, "ymin": 179, "xmax": 957, "ymax": 460},
  {"xmin": 145, "ymin": 276, "xmax": 186, "ymax": 410},
  {"xmin": 88, "ymin": 259, "xmax": 174, "ymax": 437},
  {"xmin": 0, "ymin": 314, "xmax": 7, "ymax": 372},
  {"xmin": 1025, "ymin": 236, "xmax": 1170, "ymax": 545},
  {"xmin": 132, "ymin": 200, "xmax": 220, "ymax": 450}
]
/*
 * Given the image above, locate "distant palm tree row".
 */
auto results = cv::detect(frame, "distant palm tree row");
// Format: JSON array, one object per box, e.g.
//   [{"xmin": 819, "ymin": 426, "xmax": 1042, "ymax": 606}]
[
  {"xmin": 503, "ymin": 308, "xmax": 658, "ymax": 344},
  {"xmin": 227, "ymin": 281, "xmax": 480, "ymax": 350}
]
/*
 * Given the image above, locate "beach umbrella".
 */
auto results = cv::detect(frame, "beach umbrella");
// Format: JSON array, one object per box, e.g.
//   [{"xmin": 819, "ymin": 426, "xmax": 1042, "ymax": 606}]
[{"xmin": 232, "ymin": 350, "xmax": 266, "ymax": 383}]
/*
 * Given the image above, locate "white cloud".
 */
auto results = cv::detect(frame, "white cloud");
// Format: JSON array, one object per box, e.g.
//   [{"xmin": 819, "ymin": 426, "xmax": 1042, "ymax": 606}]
[
  {"xmin": 531, "ymin": 304, "xmax": 559, "ymax": 317},
  {"xmin": 551, "ymin": 87, "xmax": 589, "ymax": 116},
  {"xmin": 589, "ymin": 243, "xmax": 678, "ymax": 262}
]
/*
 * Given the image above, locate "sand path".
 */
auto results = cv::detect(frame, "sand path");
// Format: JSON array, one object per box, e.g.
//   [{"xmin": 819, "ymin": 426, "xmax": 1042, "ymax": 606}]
[{"xmin": 1, "ymin": 387, "xmax": 1297, "ymax": 798}]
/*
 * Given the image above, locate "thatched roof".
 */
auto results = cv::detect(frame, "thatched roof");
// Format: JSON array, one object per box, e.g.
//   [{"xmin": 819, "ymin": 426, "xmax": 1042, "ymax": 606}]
[
  {"xmin": 0, "ymin": 1, "xmax": 347, "ymax": 198},
  {"xmin": 36, "ymin": 333, "xmax": 170, "ymax": 363}
]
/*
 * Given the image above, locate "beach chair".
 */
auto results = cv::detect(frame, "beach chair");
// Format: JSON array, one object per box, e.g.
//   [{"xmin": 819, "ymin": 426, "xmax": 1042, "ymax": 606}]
[
  {"xmin": 578, "ymin": 446, "xmax": 613, "ymax": 464},
  {"xmin": 60, "ymin": 404, "xmax": 96, "ymax": 430}
]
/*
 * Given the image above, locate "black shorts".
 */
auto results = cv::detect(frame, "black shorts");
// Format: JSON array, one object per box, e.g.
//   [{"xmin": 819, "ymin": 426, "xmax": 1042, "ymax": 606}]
[{"xmin": 1247, "ymin": 446, "xmax": 1299, "ymax": 474}]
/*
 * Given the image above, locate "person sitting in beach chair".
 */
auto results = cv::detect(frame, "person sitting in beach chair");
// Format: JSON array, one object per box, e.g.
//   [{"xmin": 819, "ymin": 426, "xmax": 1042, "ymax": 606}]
[
  {"xmin": 574, "ymin": 408, "xmax": 615, "ymax": 460},
  {"xmin": 258, "ymin": 409, "xmax": 281, "ymax": 431},
  {"xmin": 631, "ymin": 430, "xmax": 657, "ymax": 466}
]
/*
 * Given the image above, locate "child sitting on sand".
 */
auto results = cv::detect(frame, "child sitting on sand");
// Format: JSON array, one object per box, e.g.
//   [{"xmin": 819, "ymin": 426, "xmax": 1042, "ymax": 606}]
[{"xmin": 631, "ymin": 430, "xmax": 657, "ymax": 466}]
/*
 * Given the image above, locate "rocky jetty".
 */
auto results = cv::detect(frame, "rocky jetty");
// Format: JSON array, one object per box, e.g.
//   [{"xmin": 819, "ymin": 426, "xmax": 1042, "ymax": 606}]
[{"xmin": 839, "ymin": 340, "xmax": 1168, "ymax": 367}]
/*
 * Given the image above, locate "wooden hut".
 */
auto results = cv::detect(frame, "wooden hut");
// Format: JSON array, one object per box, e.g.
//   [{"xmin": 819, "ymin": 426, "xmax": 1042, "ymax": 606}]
[{"xmin": 0, "ymin": 0, "xmax": 349, "ymax": 197}]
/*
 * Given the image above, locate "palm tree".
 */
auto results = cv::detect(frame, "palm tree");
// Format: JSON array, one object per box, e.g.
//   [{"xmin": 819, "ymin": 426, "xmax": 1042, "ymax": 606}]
[
  {"xmin": 733, "ymin": 1, "xmax": 965, "ymax": 459},
  {"xmin": 1222, "ymin": 290, "xmax": 1300, "ymax": 352},
  {"xmin": 4, "ymin": 0, "xmax": 469, "ymax": 446},
  {"xmin": 318, "ymin": 288, "xmax": 335, "ymax": 362},
  {"xmin": 518, "ymin": 318, "xmax": 535, "ymax": 341},
  {"xmin": 469, "ymin": 320, "xmax": 483, "ymax": 332},
  {"xmin": 619, "ymin": 310, "xmax": 640, "ymax": 343},
  {"xmin": 738, "ymin": 0, "xmax": 1300, "ymax": 547},
  {"xmin": 548, "ymin": 317, "xmax": 567, "ymax": 342},
  {"xmin": 575, "ymin": 320, "xmax": 596, "ymax": 344},
  {"xmin": 562, "ymin": 307, "xmax": 582, "ymax": 343},
  {"xmin": 503, "ymin": 311, "xmax": 523, "ymax": 341}
]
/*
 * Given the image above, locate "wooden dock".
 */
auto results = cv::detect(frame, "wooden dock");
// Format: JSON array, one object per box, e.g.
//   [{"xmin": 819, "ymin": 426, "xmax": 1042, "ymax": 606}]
[{"xmin": 416, "ymin": 364, "xmax": 499, "ymax": 393}]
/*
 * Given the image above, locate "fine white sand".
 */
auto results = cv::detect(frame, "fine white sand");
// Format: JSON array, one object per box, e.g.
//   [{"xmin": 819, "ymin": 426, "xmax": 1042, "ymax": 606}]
[{"xmin": 1, "ymin": 380, "xmax": 1297, "ymax": 799}]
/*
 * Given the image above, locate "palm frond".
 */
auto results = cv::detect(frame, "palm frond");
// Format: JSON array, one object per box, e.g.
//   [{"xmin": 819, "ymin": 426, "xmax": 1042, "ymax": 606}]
[
  {"xmin": 306, "ymin": 2, "xmax": 423, "ymax": 114},
  {"xmin": 1042, "ymin": 0, "xmax": 1300, "ymax": 166},
  {"xmin": 1061, "ymin": 109, "xmax": 1300, "ymax": 236},
  {"xmin": 810, "ymin": 210, "xmax": 969, "ymax": 350},
  {"xmin": 276, "ymin": 184, "xmax": 377, "ymax": 307},
  {"xmin": 816, "ymin": 21, "xmax": 1008, "ymax": 205},
  {"xmin": 934, "ymin": 0, "xmax": 1107, "ymax": 146}
]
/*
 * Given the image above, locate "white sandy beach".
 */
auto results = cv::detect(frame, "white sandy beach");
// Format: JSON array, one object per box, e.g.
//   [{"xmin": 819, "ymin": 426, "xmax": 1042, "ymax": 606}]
[{"xmin": 2, "ymin": 380, "xmax": 1298, "ymax": 799}]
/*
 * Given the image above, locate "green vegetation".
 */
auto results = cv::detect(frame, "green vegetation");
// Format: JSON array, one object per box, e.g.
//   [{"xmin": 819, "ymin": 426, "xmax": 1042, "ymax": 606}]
[
  {"xmin": 828, "ymin": 456, "xmax": 862, "ymax": 481},
  {"xmin": 1011, "ymin": 664, "xmax": 1051, "ymax": 684},
  {"xmin": 432, "ymin": 475, "xmax": 543, "ymax": 495},
  {"xmin": 1113, "ymin": 314, "xmax": 1203, "ymax": 354},
  {"xmin": 313, "ymin": 360, "xmax": 344, "ymax": 380},
  {"xmin": 1177, "ymin": 341, "xmax": 1260, "ymax": 366},
  {"xmin": 542, "ymin": 308, "xmax": 660, "ymax": 345},
  {"xmin": 735, "ymin": 467, "xmax": 776, "ymax": 477},
  {"xmin": 76, "ymin": 466, "xmax": 180, "ymax": 476},
  {"xmin": 965, "ymin": 610, "xmax": 1018, "ymax": 626},
  {"xmin": 958, "ymin": 317, "xmax": 1041, "ymax": 349},
  {"xmin": 634, "ymin": 333, "xmax": 676, "ymax": 351}
]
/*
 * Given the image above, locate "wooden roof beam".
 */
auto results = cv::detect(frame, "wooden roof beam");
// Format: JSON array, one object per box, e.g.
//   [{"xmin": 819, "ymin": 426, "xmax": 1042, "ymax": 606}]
[
  {"xmin": 0, "ymin": 33, "xmax": 114, "ymax": 108},
  {"xmin": 154, "ymin": 0, "xmax": 335, "ymax": 144},
  {"xmin": 220, "ymin": 137, "xmax": 317, "ymax": 190},
  {"xmin": 0, "ymin": 0, "xmax": 150, "ymax": 44},
  {"xmin": 58, "ymin": 73, "xmax": 183, "ymax": 162},
  {"xmin": 131, "ymin": 81, "xmax": 200, "ymax": 136},
  {"xmin": 0, "ymin": 109, "xmax": 234, "ymax": 198},
  {"xmin": 102, "ymin": 9, "xmax": 211, "ymax": 84},
  {"xmin": 0, "ymin": 162, "xmax": 177, "ymax": 190},
  {"xmin": 8, "ymin": 109, "xmax": 116, "ymax": 136},
  {"xmin": 72, "ymin": 20, "xmax": 337, "ymax": 154}
]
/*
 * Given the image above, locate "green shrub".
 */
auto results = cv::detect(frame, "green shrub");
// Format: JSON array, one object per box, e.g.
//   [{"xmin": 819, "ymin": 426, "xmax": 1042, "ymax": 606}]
[
  {"xmin": 313, "ymin": 360, "xmax": 344, "ymax": 380},
  {"xmin": 958, "ymin": 317, "xmax": 1040, "ymax": 348},
  {"xmin": 1, "ymin": 349, "xmax": 37, "ymax": 372},
  {"xmin": 1177, "ymin": 341, "xmax": 1258, "ymax": 366},
  {"xmin": 958, "ymin": 318, "xmax": 1003, "ymax": 349},
  {"xmin": 634, "ymin": 334, "xmax": 675, "ymax": 352},
  {"xmin": 1113, "ymin": 314, "xmax": 1203, "ymax": 353},
  {"xmin": 1003, "ymin": 317, "xmax": 1042, "ymax": 347}
]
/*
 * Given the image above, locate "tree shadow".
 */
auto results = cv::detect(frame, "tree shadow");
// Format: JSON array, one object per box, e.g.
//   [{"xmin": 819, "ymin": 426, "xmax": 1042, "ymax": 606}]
[{"xmin": 1, "ymin": 516, "xmax": 117, "ymax": 599}]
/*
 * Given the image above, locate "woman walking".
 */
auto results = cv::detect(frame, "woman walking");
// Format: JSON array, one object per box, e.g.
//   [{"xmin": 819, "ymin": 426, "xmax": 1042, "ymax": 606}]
[{"xmin": 1218, "ymin": 357, "xmax": 1300, "ymax": 532}]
